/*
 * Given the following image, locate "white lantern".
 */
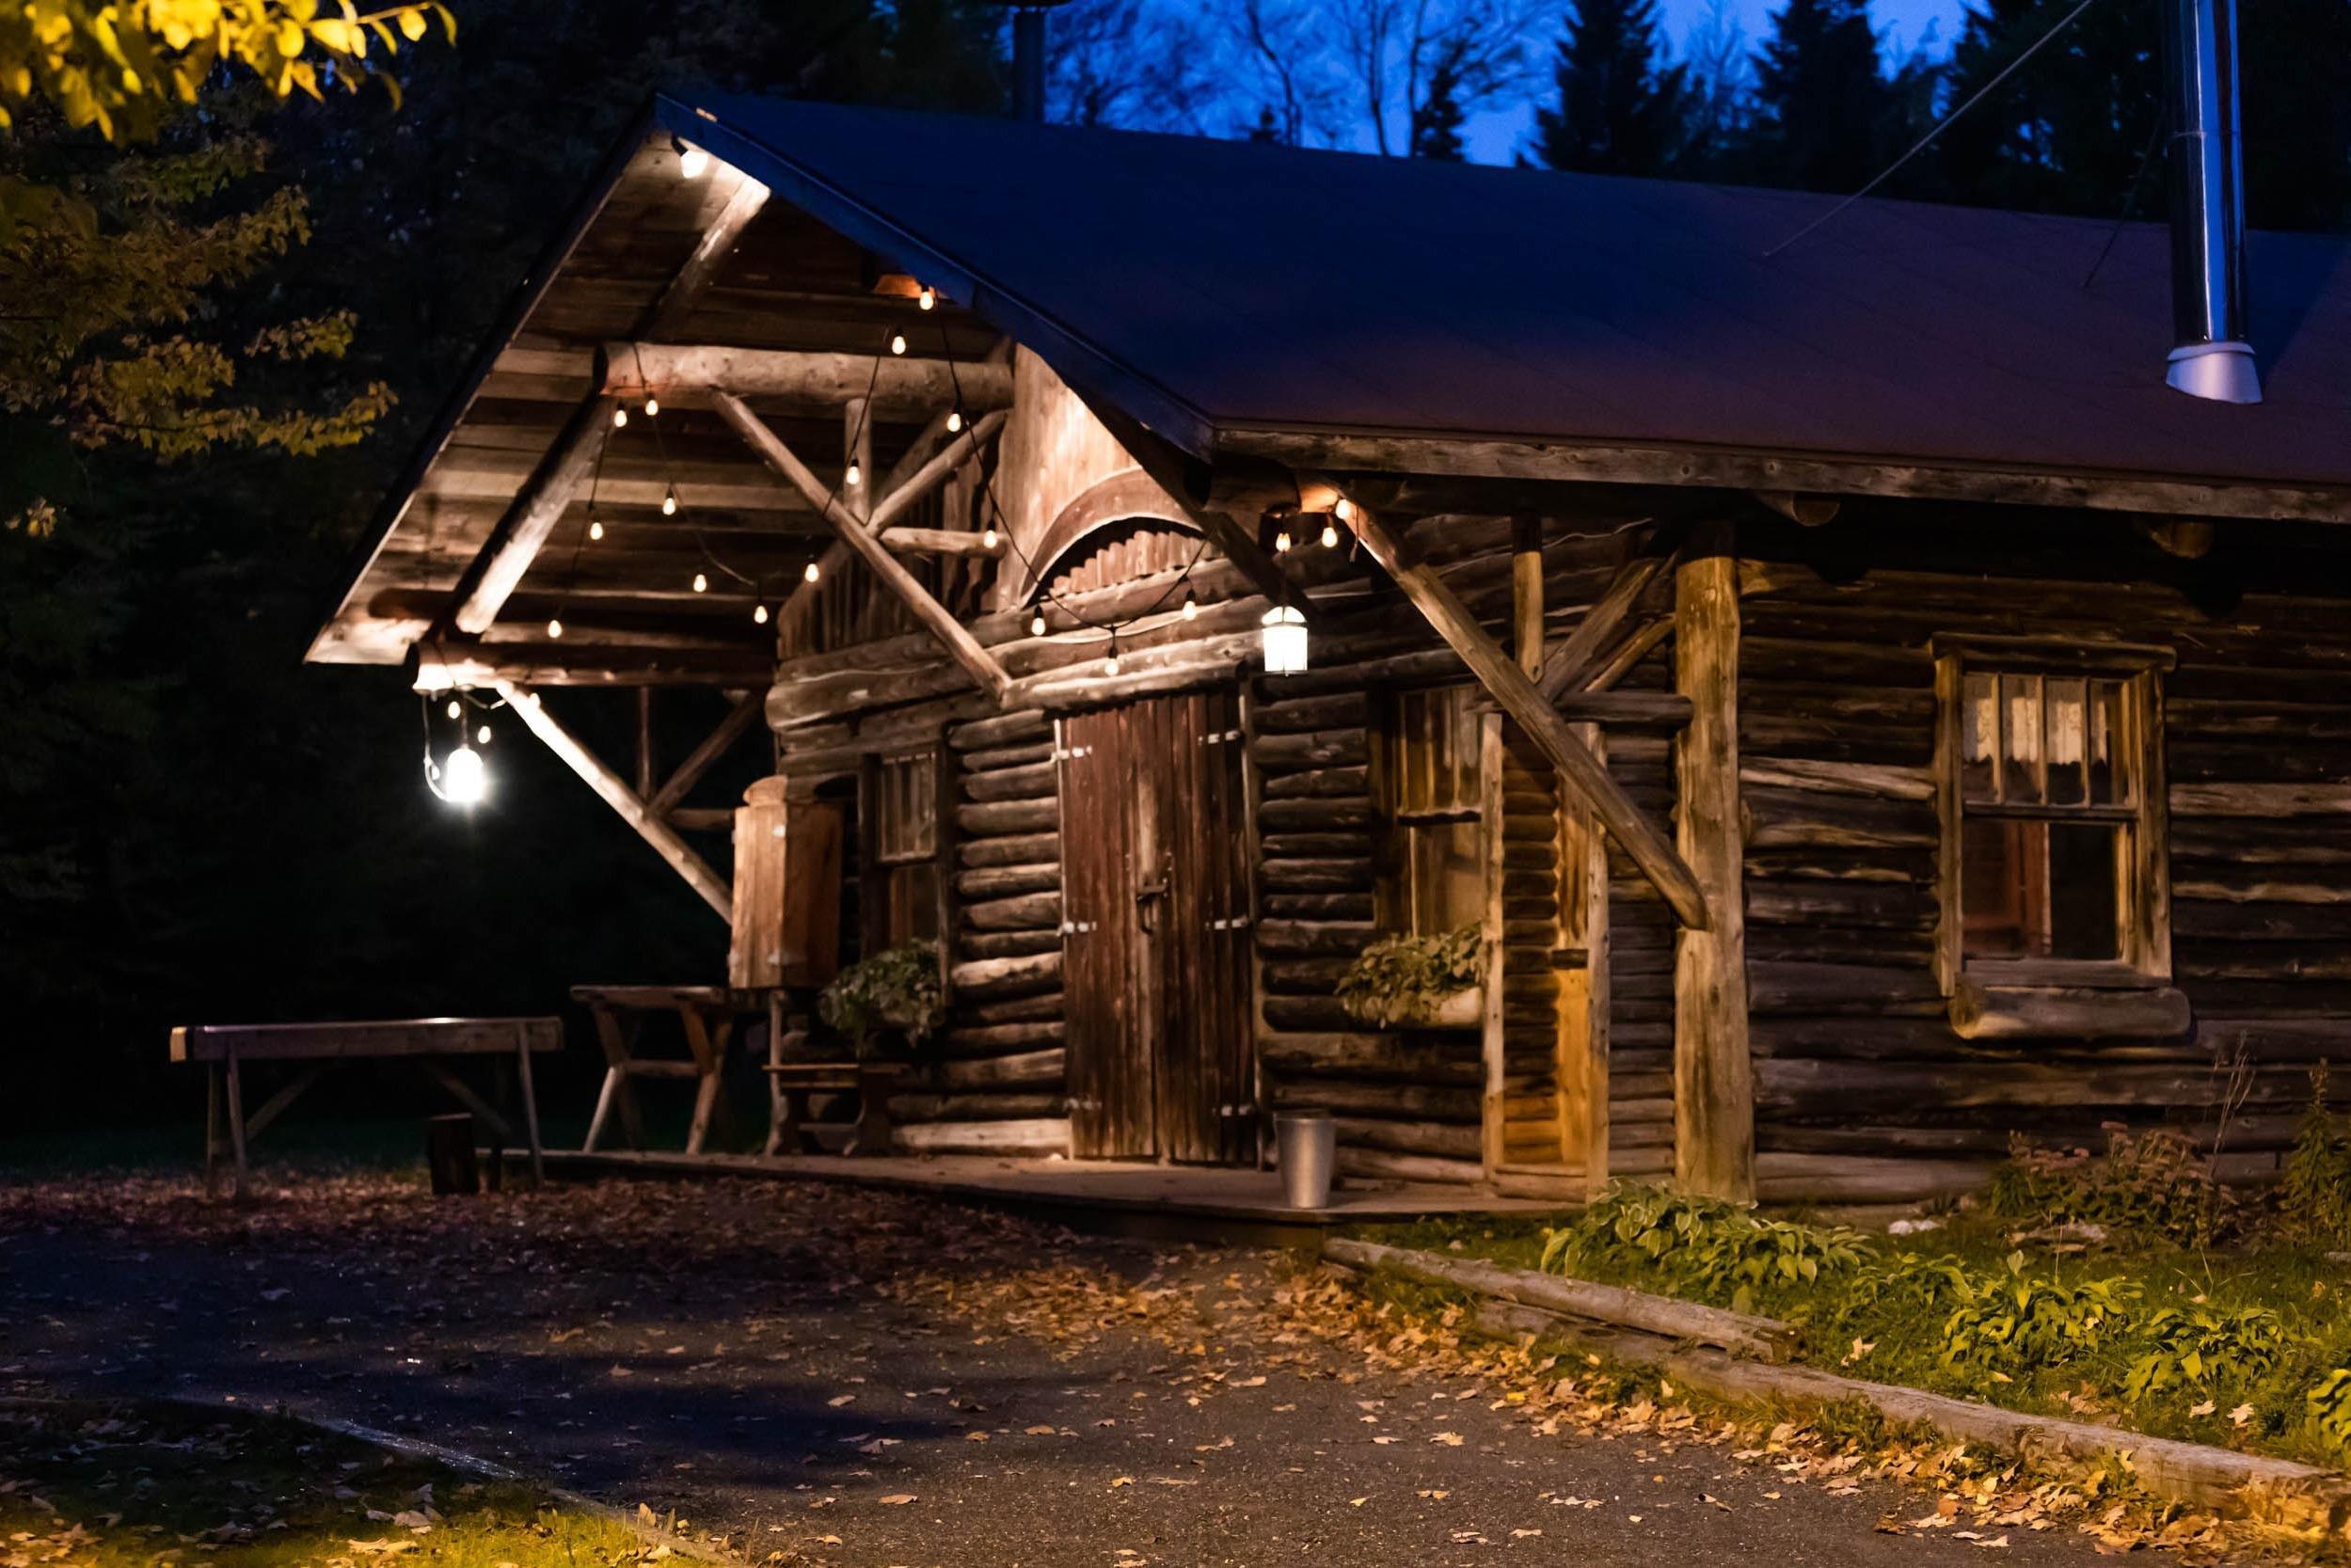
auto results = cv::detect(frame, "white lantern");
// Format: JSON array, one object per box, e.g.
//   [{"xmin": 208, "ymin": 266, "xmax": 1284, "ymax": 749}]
[
  {"xmin": 1261, "ymin": 605, "xmax": 1309, "ymax": 674},
  {"xmin": 677, "ymin": 144, "xmax": 710, "ymax": 180},
  {"xmin": 441, "ymin": 744, "xmax": 488, "ymax": 806}
]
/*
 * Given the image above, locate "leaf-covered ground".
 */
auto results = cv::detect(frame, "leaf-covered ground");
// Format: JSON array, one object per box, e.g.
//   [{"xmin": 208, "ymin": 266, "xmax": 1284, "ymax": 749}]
[{"xmin": 0, "ymin": 1168, "xmax": 2302, "ymax": 1565}]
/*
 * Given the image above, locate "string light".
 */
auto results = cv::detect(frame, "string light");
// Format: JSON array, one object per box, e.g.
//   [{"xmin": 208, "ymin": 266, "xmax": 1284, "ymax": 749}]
[
  {"xmin": 845, "ymin": 459, "xmax": 862, "ymax": 487},
  {"xmin": 1262, "ymin": 604, "xmax": 1310, "ymax": 673},
  {"xmin": 754, "ymin": 603, "xmax": 770, "ymax": 625},
  {"xmin": 446, "ymin": 698, "xmax": 462, "ymax": 720},
  {"xmin": 1181, "ymin": 593, "xmax": 1198, "ymax": 620},
  {"xmin": 1030, "ymin": 608, "xmax": 1047, "ymax": 636},
  {"xmin": 548, "ymin": 617, "xmax": 564, "ymax": 639},
  {"xmin": 691, "ymin": 571, "xmax": 708, "ymax": 594},
  {"xmin": 588, "ymin": 518, "xmax": 605, "ymax": 541},
  {"xmin": 888, "ymin": 333, "xmax": 907, "ymax": 356},
  {"xmin": 1104, "ymin": 635, "xmax": 1120, "ymax": 676},
  {"xmin": 1321, "ymin": 519, "xmax": 1340, "ymax": 548},
  {"xmin": 918, "ymin": 285, "xmax": 936, "ymax": 310},
  {"xmin": 612, "ymin": 405, "xmax": 628, "ymax": 429},
  {"xmin": 1333, "ymin": 496, "xmax": 1357, "ymax": 521},
  {"xmin": 982, "ymin": 525, "xmax": 998, "ymax": 548},
  {"xmin": 476, "ymin": 723, "xmax": 492, "ymax": 745},
  {"xmin": 1274, "ymin": 527, "xmax": 1293, "ymax": 553},
  {"xmin": 945, "ymin": 410, "xmax": 962, "ymax": 434},
  {"xmin": 661, "ymin": 483, "xmax": 678, "ymax": 516},
  {"xmin": 803, "ymin": 560, "xmax": 821, "ymax": 584},
  {"xmin": 677, "ymin": 144, "xmax": 709, "ymax": 180},
  {"xmin": 644, "ymin": 395, "xmax": 659, "ymax": 418}
]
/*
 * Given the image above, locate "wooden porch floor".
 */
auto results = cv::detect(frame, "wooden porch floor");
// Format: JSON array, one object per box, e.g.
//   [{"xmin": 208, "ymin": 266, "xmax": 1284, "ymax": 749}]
[{"xmin": 530, "ymin": 1148, "xmax": 1572, "ymax": 1248}]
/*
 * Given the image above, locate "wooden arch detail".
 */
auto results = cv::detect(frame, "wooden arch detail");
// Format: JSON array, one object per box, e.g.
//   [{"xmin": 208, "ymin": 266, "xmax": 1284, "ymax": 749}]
[{"xmin": 1015, "ymin": 467, "xmax": 1199, "ymax": 601}]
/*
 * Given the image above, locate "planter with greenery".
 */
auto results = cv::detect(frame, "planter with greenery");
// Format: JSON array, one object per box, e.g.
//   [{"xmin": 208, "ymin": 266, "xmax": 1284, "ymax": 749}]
[
  {"xmin": 818, "ymin": 940, "xmax": 945, "ymax": 1059},
  {"xmin": 1337, "ymin": 926, "xmax": 1485, "ymax": 1029}
]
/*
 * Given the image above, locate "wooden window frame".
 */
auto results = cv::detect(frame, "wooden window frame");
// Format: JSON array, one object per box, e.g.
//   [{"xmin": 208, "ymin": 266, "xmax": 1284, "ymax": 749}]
[
  {"xmin": 857, "ymin": 740, "xmax": 955, "ymax": 982},
  {"xmin": 1373, "ymin": 682, "xmax": 1486, "ymax": 939},
  {"xmin": 1931, "ymin": 634, "xmax": 2174, "ymax": 1000}
]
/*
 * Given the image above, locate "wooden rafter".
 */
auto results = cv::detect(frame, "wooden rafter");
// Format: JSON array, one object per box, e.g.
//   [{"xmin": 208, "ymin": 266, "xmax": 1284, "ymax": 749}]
[
  {"xmin": 881, "ymin": 526, "xmax": 1005, "ymax": 558},
  {"xmin": 1338, "ymin": 503, "xmax": 1711, "ymax": 931},
  {"xmin": 648, "ymin": 689, "xmax": 766, "ymax": 817},
  {"xmin": 712, "ymin": 392, "xmax": 1012, "ymax": 704},
  {"xmin": 495, "ymin": 681, "xmax": 731, "ymax": 919},
  {"xmin": 602, "ymin": 341, "xmax": 1014, "ymax": 414},
  {"xmin": 1535, "ymin": 550, "xmax": 1674, "ymax": 700},
  {"xmin": 435, "ymin": 174, "xmax": 772, "ymax": 641}
]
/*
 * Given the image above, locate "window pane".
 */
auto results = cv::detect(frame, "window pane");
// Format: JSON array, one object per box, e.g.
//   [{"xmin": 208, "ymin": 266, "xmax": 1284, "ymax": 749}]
[
  {"xmin": 1396, "ymin": 686, "xmax": 1477, "ymax": 813},
  {"xmin": 2089, "ymin": 680, "xmax": 2123, "ymax": 805},
  {"xmin": 2001, "ymin": 673, "xmax": 2043, "ymax": 804},
  {"xmin": 2046, "ymin": 821, "xmax": 2121, "ymax": 960},
  {"xmin": 1406, "ymin": 818, "xmax": 1484, "ymax": 935},
  {"xmin": 2044, "ymin": 677, "xmax": 2087, "ymax": 806},
  {"xmin": 887, "ymin": 863, "xmax": 940, "ymax": 944},
  {"xmin": 1961, "ymin": 818, "xmax": 2121, "ymax": 961},
  {"xmin": 1961, "ymin": 672, "xmax": 1997, "ymax": 801}
]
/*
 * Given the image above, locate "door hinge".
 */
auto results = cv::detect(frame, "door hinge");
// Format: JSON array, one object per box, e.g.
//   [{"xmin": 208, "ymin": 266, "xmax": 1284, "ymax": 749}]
[
  {"xmin": 1054, "ymin": 745, "xmax": 1092, "ymax": 762},
  {"xmin": 1060, "ymin": 920, "xmax": 1099, "ymax": 935},
  {"xmin": 1199, "ymin": 728, "xmax": 1243, "ymax": 746},
  {"xmin": 1207, "ymin": 915, "xmax": 1253, "ymax": 931},
  {"xmin": 1216, "ymin": 1103, "xmax": 1258, "ymax": 1118}
]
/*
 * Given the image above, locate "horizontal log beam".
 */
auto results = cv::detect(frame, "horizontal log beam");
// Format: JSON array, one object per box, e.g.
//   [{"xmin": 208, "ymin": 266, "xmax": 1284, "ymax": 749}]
[
  {"xmin": 602, "ymin": 341, "xmax": 1013, "ymax": 415},
  {"xmin": 880, "ymin": 525, "xmax": 1005, "ymax": 558}
]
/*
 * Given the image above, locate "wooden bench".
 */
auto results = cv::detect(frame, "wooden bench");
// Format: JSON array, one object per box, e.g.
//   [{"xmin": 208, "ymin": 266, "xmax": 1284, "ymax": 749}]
[
  {"xmin": 763, "ymin": 1061, "xmax": 900, "ymax": 1155},
  {"xmin": 571, "ymin": 984, "xmax": 764, "ymax": 1155},
  {"xmin": 170, "ymin": 1017, "xmax": 559, "ymax": 1198}
]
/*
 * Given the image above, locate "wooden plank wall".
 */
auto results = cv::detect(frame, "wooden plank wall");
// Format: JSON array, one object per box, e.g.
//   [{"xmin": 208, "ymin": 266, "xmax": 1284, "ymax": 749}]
[{"xmin": 1739, "ymin": 514, "xmax": 2351, "ymax": 1203}]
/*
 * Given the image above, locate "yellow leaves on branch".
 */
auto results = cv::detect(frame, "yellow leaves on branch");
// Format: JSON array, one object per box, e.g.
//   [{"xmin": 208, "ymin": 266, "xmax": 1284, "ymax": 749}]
[{"xmin": 0, "ymin": 1, "xmax": 458, "ymax": 141}]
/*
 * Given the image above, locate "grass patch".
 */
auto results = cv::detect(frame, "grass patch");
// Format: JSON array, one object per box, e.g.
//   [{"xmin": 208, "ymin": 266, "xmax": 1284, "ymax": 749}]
[{"xmin": 0, "ymin": 1399, "xmax": 660, "ymax": 1568}]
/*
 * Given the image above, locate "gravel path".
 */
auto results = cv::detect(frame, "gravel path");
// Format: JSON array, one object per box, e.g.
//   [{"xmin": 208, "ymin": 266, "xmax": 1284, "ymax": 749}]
[{"xmin": 0, "ymin": 1171, "xmax": 2157, "ymax": 1566}]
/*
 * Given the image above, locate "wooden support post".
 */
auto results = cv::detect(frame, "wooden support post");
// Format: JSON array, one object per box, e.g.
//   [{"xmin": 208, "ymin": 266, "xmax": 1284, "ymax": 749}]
[
  {"xmin": 635, "ymin": 688, "xmax": 656, "ymax": 800},
  {"xmin": 496, "ymin": 681, "xmax": 732, "ymax": 918},
  {"xmin": 712, "ymin": 393, "xmax": 1012, "ymax": 704},
  {"xmin": 1513, "ymin": 514, "xmax": 1544, "ymax": 676},
  {"xmin": 1672, "ymin": 526, "xmax": 1754, "ymax": 1202},
  {"xmin": 1341, "ymin": 505, "xmax": 1711, "ymax": 931},
  {"xmin": 844, "ymin": 395, "xmax": 875, "ymax": 522},
  {"xmin": 515, "ymin": 1030, "xmax": 545, "ymax": 1184},
  {"xmin": 1478, "ymin": 712, "xmax": 1508, "ymax": 1176},
  {"xmin": 225, "ymin": 1047, "xmax": 248, "ymax": 1200},
  {"xmin": 648, "ymin": 690, "xmax": 764, "ymax": 818}
]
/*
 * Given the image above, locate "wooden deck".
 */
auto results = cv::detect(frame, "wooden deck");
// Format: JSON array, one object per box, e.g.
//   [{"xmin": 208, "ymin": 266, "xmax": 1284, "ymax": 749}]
[{"xmin": 529, "ymin": 1148, "xmax": 1571, "ymax": 1248}]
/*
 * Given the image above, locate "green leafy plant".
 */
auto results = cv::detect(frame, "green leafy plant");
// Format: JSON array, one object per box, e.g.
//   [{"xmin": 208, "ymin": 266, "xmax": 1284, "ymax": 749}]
[
  {"xmin": 2122, "ymin": 1305, "xmax": 2292, "ymax": 1402},
  {"xmin": 1939, "ymin": 1253, "xmax": 2138, "ymax": 1376},
  {"xmin": 2307, "ymin": 1369, "xmax": 2351, "ymax": 1455},
  {"xmin": 2279, "ymin": 1069, "xmax": 2351, "ymax": 1246},
  {"xmin": 1540, "ymin": 1182, "xmax": 1870, "ymax": 1313},
  {"xmin": 818, "ymin": 941, "xmax": 944, "ymax": 1057},
  {"xmin": 1984, "ymin": 1125, "xmax": 2230, "ymax": 1249},
  {"xmin": 1337, "ymin": 926, "xmax": 1483, "ymax": 1027}
]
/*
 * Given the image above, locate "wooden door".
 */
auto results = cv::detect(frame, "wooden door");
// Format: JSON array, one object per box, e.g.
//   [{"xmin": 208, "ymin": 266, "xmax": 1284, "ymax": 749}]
[{"xmin": 1058, "ymin": 690, "xmax": 1256, "ymax": 1162}]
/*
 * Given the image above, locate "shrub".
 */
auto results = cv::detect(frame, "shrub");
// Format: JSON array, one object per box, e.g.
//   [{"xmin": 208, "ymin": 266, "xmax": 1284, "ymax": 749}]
[
  {"xmin": 1938, "ymin": 1252, "xmax": 2138, "ymax": 1376},
  {"xmin": 2279, "ymin": 1070, "xmax": 2351, "ymax": 1246},
  {"xmin": 2307, "ymin": 1369, "xmax": 2351, "ymax": 1455},
  {"xmin": 2122, "ymin": 1304, "xmax": 2292, "ymax": 1402},
  {"xmin": 818, "ymin": 941, "xmax": 944, "ymax": 1055},
  {"xmin": 1541, "ymin": 1183, "xmax": 1870, "ymax": 1314},
  {"xmin": 1337, "ymin": 927, "xmax": 1483, "ymax": 1026},
  {"xmin": 1983, "ymin": 1125, "xmax": 2228, "ymax": 1248}
]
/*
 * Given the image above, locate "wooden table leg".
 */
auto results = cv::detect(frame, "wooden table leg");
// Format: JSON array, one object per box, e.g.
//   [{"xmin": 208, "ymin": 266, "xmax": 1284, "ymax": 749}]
[
  {"xmin": 225, "ymin": 1047, "xmax": 248, "ymax": 1200},
  {"xmin": 682, "ymin": 1006, "xmax": 727, "ymax": 1156},
  {"xmin": 764, "ymin": 992, "xmax": 786, "ymax": 1156},
  {"xmin": 516, "ymin": 1035, "xmax": 546, "ymax": 1184},
  {"xmin": 204, "ymin": 1063, "xmax": 222, "ymax": 1199},
  {"xmin": 584, "ymin": 1004, "xmax": 645, "ymax": 1152}
]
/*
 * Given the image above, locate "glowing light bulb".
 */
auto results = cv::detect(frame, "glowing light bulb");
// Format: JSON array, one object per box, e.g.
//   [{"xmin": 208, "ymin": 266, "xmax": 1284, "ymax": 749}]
[
  {"xmin": 1105, "ymin": 647, "xmax": 1121, "ymax": 676},
  {"xmin": 644, "ymin": 396, "xmax": 659, "ymax": 418},
  {"xmin": 446, "ymin": 699, "xmax": 462, "ymax": 720},
  {"xmin": 441, "ymin": 744, "xmax": 487, "ymax": 805},
  {"xmin": 918, "ymin": 285, "xmax": 936, "ymax": 310},
  {"xmin": 982, "ymin": 525, "xmax": 998, "ymax": 548},
  {"xmin": 612, "ymin": 405, "xmax": 628, "ymax": 429},
  {"xmin": 1274, "ymin": 529, "xmax": 1293, "ymax": 553},
  {"xmin": 1030, "ymin": 610, "xmax": 1047, "ymax": 636},
  {"xmin": 678, "ymin": 145, "xmax": 709, "ymax": 179},
  {"xmin": 754, "ymin": 603, "xmax": 770, "ymax": 625},
  {"xmin": 845, "ymin": 459, "xmax": 862, "ymax": 487},
  {"xmin": 547, "ymin": 617, "xmax": 564, "ymax": 639},
  {"xmin": 692, "ymin": 571, "xmax": 708, "ymax": 594},
  {"xmin": 476, "ymin": 723, "xmax": 491, "ymax": 745},
  {"xmin": 945, "ymin": 410, "xmax": 962, "ymax": 434},
  {"xmin": 803, "ymin": 560, "xmax": 821, "ymax": 584},
  {"xmin": 888, "ymin": 333, "xmax": 907, "ymax": 356},
  {"xmin": 588, "ymin": 518, "xmax": 605, "ymax": 541},
  {"xmin": 662, "ymin": 484, "xmax": 678, "ymax": 516},
  {"xmin": 1321, "ymin": 520, "xmax": 1340, "ymax": 548},
  {"xmin": 1333, "ymin": 496, "xmax": 1357, "ymax": 522},
  {"xmin": 1182, "ymin": 594, "xmax": 1198, "ymax": 620}
]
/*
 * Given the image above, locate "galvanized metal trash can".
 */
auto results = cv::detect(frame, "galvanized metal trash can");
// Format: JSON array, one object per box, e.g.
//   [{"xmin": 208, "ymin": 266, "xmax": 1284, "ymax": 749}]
[{"xmin": 1275, "ymin": 1110, "xmax": 1337, "ymax": 1209}]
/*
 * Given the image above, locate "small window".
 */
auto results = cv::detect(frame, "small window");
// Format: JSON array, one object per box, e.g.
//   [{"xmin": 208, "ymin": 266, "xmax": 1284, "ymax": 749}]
[
  {"xmin": 1936, "ymin": 641, "xmax": 2170, "ymax": 991},
  {"xmin": 1386, "ymin": 685, "xmax": 1485, "ymax": 936},
  {"xmin": 867, "ymin": 748, "xmax": 943, "ymax": 947}
]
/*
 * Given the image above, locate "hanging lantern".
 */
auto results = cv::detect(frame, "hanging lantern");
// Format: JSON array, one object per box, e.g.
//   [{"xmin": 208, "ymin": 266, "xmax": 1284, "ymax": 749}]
[
  {"xmin": 441, "ymin": 744, "xmax": 488, "ymax": 805},
  {"xmin": 1261, "ymin": 605, "xmax": 1309, "ymax": 674},
  {"xmin": 677, "ymin": 144, "xmax": 710, "ymax": 180}
]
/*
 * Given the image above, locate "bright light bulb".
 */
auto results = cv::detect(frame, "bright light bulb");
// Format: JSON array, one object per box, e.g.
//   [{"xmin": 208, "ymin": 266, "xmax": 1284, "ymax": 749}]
[
  {"xmin": 946, "ymin": 410, "xmax": 962, "ymax": 434},
  {"xmin": 445, "ymin": 699, "xmax": 462, "ymax": 721},
  {"xmin": 803, "ymin": 561, "xmax": 821, "ymax": 584},
  {"xmin": 1274, "ymin": 529, "xmax": 1293, "ymax": 553},
  {"xmin": 982, "ymin": 526, "xmax": 998, "ymax": 548},
  {"xmin": 1262, "ymin": 604, "xmax": 1310, "ymax": 674},
  {"xmin": 889, "ymin": 333, "xmax": 907, "ymax": 356},
  {"xmin": 845, "ymin": 460, "xmax": 862, "ymax": 487},
  {"xmin": 692, "ymin": 572, "xmax": 708, "ymax": 593},
  {"xmin": 662, "ymin": 485, "xmax": 678, "ymax": 516},
  {"xmin": 547, "ymin": 617, "xmax": 564, "ymax": 639},
  {"xmin": 442, "ymin": 744, "xmax": 487, "ymax": 805},
  {"xmin": 1333, "ymin": 496, "xmax": 1357, "ymax": 522},
  {"xmin": 588, "ymin": 518, "xmax": 604, "ymax": 541},
  {"xmin": 918, "ymin": 285, "xmax": 936, "ymax": 310},
  {"xmin": 754, "ymin": 603, "xmax": 770, "ymax": 625},
  {"xmin": 1321, "ymin": 520, "xmax": 1340, "ymax": 548},
  {"xmin": 644, "ymin": 396, "xmax": 659, "ymax": 418},
  {"xmin": 1030, "ymin": 610, "xmax": 1046, "ymax": 636},
  {"xmin": 1182, "ymin": 594, "xmax": 1198, "ymax": 619},
  {"xmin": 476, "ymin": 723, "xmax": 491, "ymax": 745},
  {"xmin": 678, "ymin": 145, "xmax": 709, "ymax": 179},
  {"xmin": 612, "ymin": 405, "xmax": 628, "ymax": 429},
  {"xmin": 1105, "ymin": 649, "xmax": 1121, "ymax": 676}
]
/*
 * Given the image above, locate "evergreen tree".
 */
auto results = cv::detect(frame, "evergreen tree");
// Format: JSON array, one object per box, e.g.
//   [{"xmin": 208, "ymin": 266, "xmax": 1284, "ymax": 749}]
[
  {"xmin": 1532, "ymin": 0, "xmax": 1689, "ymax": 175},
  {"xmin": 1746, "ymin": 0, "xmax": 1900, "ymax": 191},
  {"xmin": 1410, "ymin": 52, "xmax": 1469, "ymax": 159}
]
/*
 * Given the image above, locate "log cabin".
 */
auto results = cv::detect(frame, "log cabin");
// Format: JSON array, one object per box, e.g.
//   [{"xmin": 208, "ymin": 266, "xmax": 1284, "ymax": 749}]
[{"xmin": 307, "ymin": 63, "xmax": 2351, "ymax": 1207}]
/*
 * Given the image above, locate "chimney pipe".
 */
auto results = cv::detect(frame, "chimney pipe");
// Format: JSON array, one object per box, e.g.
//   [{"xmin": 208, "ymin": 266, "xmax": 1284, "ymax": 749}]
[
  {"xmin": 2160, "ymin": 0, "xmax": 2260, "ymax": 404},
  {"xmin": 1012, "ymin": 7, "xmax": 1046, "ymax": 123}
]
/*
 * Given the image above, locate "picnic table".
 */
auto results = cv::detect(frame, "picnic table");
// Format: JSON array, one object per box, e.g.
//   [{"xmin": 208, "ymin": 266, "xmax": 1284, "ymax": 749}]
[{"xmin": 170, "ymin": 1016, "xmax": 558, "ymax": 1198}]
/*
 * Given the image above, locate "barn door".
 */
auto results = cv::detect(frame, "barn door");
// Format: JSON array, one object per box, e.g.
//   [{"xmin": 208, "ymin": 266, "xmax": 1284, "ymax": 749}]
[{"xmin": 1058, "ymin": 690, "xmax": 1256, "ymax": 1162}]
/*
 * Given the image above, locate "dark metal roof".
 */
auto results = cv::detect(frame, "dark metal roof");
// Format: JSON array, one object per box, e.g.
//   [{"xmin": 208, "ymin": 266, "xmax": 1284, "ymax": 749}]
[{"xmin": 670, "ymin": 89, "xmax": 2351, "ymax": 493}]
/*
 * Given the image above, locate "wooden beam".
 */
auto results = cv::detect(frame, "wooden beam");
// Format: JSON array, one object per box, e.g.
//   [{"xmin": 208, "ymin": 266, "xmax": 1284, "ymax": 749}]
[
  {"xmin": 880, "ymin": 526, "xmax": 1005, "ymax": 558},
  {"xmin": 413, "ymin": 637, "xmax": 772, "ymax": 690},
  {"xmin": 1339, "ymin": 504, "xmax": 1711, "ymax": 930},
  {"xmin": 1752, "ymin": 489, "xmax": 1840, "ymax": 527},
  {"xmin": 646, "ymin": 175, "xmax": 770, "ymax": 324},
  {"xmin": 648, "ymin": 689, "xmax": 765, "ymax": 816},
  {"xmin": 1536, "ymin": 551, "xmax": 1671, "ymax": 699},
  {"xmin": 711, "ymin": 394, "xmax": 1011, "ymax": 705},
  {"xmin": 1512, "ymin": 514, "xmax": 1544, "ymax": 677},
  {"xmin": 1671, "ymin": 526, "xmax": 1753, "ymax": 1202},
  {"xmin": 494, "ymin": 681, "xmax": 731, "ymax": 919},
  {"xmin": 602, "ymin": 341, "xmax": 1014, "ymax": 414}
]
